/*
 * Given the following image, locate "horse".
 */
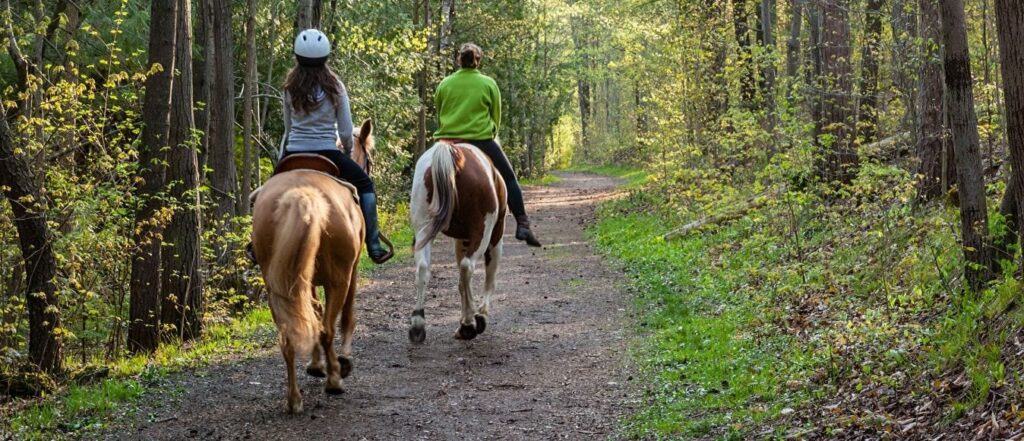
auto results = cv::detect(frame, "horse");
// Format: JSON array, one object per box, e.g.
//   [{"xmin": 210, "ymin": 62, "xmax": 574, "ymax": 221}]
[
  {"xmin": 408, "ymin": 140, "xmax": 507, "ymax": 343},
  {"xmin": 250, "ymin": 119, "xmax": 375, "ymax": 414}
]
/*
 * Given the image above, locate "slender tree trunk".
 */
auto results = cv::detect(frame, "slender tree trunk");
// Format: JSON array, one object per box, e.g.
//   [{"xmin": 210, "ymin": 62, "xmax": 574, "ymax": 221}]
[
  {"xmin": 128, "ymin": 0, "xmax": 177, "ymax": 354},
  {"xmin": 941, "ymin": 0, "xmax": 992, "ymax": 291},
  {"xmin": 815, "ymin": 0, "xmax": 857, "ymax": 183},
  {"xmin": 0, "ymin": 106, "xmax": 63, "ymax": 373},
  {"xmin": 194, "ymin": 0, "xmax": 212, "ymax": 175},
  {"xmin": 734, "ymin": 0, "xmax": 756, "ymax": 106},
  {"xmin": 209, "ymin": 0, "xmax": 237, "ymax": 221},
  {"xmin": 891, "ymin": 0, "xmax": 918, "ymax": 138},
  {"xmin": 413, "ymin": 0, "xmax": 431, "ymax": 159},
  {"xmin": 162, "ymin": 0, "xmax": 204, "ymax": 342},
  {"xmin": 916, "ymin": 0, "xmax": 950, "ymax": 200},
  {"xmin": 758, "ymin": 0, "xmax": 777, "ymax": 129},
  {"xmin": 571, "ymin": 9, "xmax": 591, "ymax": 152},
  {"xmin": 806, "ymin": 3, "xmax": 823, "ymax": 136},
  {"xmin": 296, "ymin": 0, "xmax": 321, "ymax": 30},
  {"xmin": 786, "ymin": 0, "xmax": 802, "ymax": 78},
  {"xmin": 857, "ymin": 0, "xmax": 884, "ymax": 145},
  {"xmin": 240, "ymin": 0, "xmax": 257, "ymax": 215},
  {"xmin": 995, "ymin": 0, "xmax": 1024, "ymax": 263}
]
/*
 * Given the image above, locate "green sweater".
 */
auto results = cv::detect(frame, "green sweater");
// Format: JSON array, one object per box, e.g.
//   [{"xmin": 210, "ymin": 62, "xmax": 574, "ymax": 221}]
[{"xmin": 433, "ymin": 68, "xmax": 501, "ymax": 141}]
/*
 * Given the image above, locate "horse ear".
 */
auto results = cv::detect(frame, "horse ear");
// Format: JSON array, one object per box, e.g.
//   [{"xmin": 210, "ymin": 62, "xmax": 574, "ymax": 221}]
[{"xmin": 359, "ymin": 118, "xmax": 373, "ymax": 139}]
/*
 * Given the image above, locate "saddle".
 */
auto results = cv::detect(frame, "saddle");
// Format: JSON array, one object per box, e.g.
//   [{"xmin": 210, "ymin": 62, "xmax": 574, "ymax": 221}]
[{"xmin": 257, "ymin": 153, "xmax": 360, "ymax": 200}]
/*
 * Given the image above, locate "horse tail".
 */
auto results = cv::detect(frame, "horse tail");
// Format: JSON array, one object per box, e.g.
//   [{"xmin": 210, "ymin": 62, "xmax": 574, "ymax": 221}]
[
  {"xmin": 417, "ymin": 142, "xmax": 459, "ymax": 251},
  {"xmin": 264, "ymin": 188, "xmax": 325, "ymax": 355}
]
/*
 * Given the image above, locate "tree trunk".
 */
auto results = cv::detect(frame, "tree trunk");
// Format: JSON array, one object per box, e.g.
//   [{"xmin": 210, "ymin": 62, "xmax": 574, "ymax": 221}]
[
  {"xmin": 916, "ymin": 0, "xmax": 951, "ymax": 200},
  {"xmin": 995, "ymin": 0, "xmax": 1024, "ymax": 263},
  {"xmin": 758, "ymin": 0, "xmax": 777, "ymax": 128},
  {"xmin": 161, "ymin": 0, "xmax": 204, "ymax": 342},
  {"xmin": 240, "ymin": 0, "xmax": 257, "ymax": 215},
  {"xmin": 857, "ymin": 0, "xmax": 884, "ymax": 145},
  {"xmin": 571, "ymin": 11, "xmax": 591, "ymax": 153},
  {"xmin": 128, "ymin": 0, "xmax": 177, "ymax": 354},
  {"xmin": 193, "ymin": 0, "xmax": 213, "ymax": 175},
  {"xmin": 815, "ymin": 0, "xmax": 857, "ymax": 183},
  {"xmin": 734, "ymin": 0, "xmax": 756, "ymax": 106},
  {"xmin": 890, "ymin": 0, "xmax": 919, "ymax": 138},
  {"xmin": 0, "ymin": 107, "xmax": 63, "ymax": 373},
  {"xmin": 296, "ymin": 0, "xmax": 321, "ymax": 30},
  {"xmin": 786, "ymin": 0, "xmax": 802, "ymax": 78},
  {"xmin": 941, "ymin": 0, "xmax": 992, "ymax": 291},
  {"xmin": 413, "ymin": 0, "xmax": 431, "ymax": 159},
  {"xmin": 209, "ymin": 0, "xmax": 237, "ymax": 221},
  {"xmin": 806, "ymin": 3, "xmax": 822, "ymax": 136}
]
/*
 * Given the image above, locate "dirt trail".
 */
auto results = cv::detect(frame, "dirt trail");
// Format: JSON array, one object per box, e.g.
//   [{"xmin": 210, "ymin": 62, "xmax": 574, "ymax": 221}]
[{"xmin": 102, "ymin": 173, "xmax": 635, "ymax": 441}]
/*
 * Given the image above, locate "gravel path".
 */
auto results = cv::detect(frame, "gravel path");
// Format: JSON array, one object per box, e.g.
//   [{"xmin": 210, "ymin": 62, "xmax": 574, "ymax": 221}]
[{"xmin": 101, "ymin": 172, "xmax": 636, "ymax": 441}]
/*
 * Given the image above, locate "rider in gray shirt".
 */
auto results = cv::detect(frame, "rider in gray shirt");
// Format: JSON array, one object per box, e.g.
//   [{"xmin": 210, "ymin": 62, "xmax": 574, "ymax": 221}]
[{"xmin": 278, "ymin": 29, "xmax": 392, "ymax": 264}]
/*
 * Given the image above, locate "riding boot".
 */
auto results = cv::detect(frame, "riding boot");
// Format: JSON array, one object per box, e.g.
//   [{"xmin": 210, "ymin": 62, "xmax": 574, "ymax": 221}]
[
  {"xmin": 359, "ymin": 192, "xmax": 394, "ymax": 264},
  {"xmin": 514, "ymin": 214, "xmax": 542, "ymax": 247}
]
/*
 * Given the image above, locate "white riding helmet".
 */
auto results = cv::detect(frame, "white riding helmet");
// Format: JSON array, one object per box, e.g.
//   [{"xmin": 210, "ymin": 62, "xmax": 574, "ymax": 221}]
[{"xmin": 294, "ymin": 29, "xmax": 330, "ymax": 66}]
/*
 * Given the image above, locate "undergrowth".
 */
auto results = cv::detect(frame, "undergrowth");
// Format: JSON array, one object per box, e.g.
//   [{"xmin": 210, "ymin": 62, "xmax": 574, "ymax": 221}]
[{"xmin": 587, "ymin": 164, "xmax": 1024, "ymax": 439}]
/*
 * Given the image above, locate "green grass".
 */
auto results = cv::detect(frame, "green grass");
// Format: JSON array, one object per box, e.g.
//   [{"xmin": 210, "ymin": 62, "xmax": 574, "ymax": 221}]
[
  {"xmin": 521, "ymin": 174, "xmax": 562, "ymax": 186},
  {"xmin": 588, "ymin": 162, "xmax": 1024, "ymax": 438},
  {"xmin": 4, "ymin": 306, "xmax": 277, "ymax": 440},
  {"xmin": 564, "ymin": 164, "xmax": 648, "ymax": 188},
  {"xmin": 590, "ymin": 202, "xmax": 813, "ymax": 438}
]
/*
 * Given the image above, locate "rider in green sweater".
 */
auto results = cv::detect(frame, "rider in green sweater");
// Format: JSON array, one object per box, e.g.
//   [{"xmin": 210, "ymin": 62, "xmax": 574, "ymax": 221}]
[{"xmin": 433, "ymin": 43, "xmax": 542, "ymax": 247}]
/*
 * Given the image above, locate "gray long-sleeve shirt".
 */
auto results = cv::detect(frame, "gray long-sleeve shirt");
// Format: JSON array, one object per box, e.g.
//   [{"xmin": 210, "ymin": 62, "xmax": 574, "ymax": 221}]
[{"xmin": 279, "ymin": 80, "xmax": 354, "ymax": 160}]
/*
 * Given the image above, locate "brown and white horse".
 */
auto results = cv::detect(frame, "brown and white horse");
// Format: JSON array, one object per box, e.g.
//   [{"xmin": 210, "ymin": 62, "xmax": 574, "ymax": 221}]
[
  {"xmin": 251, "ymin": 120, "xmax": 374, "ymax": 413},
  {"xmin": 408, "ymin": 140, "xmax": 507, "ymax": 343}
]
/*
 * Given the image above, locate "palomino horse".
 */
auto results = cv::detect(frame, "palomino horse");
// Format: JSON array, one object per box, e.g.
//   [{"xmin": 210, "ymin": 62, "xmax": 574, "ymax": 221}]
[
  {"xmin": 251, "ymin": 119, "xmax": 374, "ymax": 413},
  {"xmin": 408, "ymin": 140, "xmax": 507, "ymax": 343}
]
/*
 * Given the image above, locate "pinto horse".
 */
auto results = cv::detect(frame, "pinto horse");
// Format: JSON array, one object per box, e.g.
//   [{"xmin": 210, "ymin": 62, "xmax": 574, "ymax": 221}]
[
  {"xmin": 251, "ymin": 119, "xmax": 374, "ymax": 413},
  {"xmin": 408, "ymin": 140, "xmax": 507, "ymax": 343}
]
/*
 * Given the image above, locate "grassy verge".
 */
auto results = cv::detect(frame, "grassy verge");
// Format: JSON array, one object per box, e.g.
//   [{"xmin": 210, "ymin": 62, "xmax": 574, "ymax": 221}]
[
  {"xmin": 564, "ymin": 164, "xmax": 647, "ymax": 188},
  {"xmin": 584, "ymin": 165, "xmax": 1024, "ymax": 439},
  {"xmin": 521, "ymin": 174, "xmax": 562, "ymax": 186},
  {"xmin": 2, "ymin": 209, "xmax": 414, "ymax": 441}
]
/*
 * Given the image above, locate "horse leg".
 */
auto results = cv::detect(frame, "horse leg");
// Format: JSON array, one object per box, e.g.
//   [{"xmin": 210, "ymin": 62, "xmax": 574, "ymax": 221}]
[
  {"xmin": 306, "ymin": 286, "xmax": 327, "ymax": 378},
  {"xmin": 454, "ymin": 241, "xmax": 480, "ymax": 340},
  {"xmin": 409, "ymin": 241, "xmax": 432, "ymax": 343},
  {"xmin": 281, "ymin": 338, "xmax": 303, "ymax": 413},
  {"xmin": 336, "ymin": 266, "xmax": 358, "ymax": 380},
  {"xmin": 320, "ymin": 282, "xmax": 346, "ymax": 394},
  {"xmin": 476, "ymin": 240, "xmax": 502, "ymax": 334}
]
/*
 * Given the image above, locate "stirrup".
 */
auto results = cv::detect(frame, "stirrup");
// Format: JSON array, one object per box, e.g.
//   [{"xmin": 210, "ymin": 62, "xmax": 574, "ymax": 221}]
[{"xmin": 370, "ymin": 233, "xmax": 396, "ymax": 264}]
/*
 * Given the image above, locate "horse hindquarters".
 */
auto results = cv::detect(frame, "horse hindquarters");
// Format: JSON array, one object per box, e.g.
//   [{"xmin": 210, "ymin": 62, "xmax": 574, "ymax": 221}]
[{"xmin": 260, "ymin": 188, "xmax": 326, "ymax": 413}]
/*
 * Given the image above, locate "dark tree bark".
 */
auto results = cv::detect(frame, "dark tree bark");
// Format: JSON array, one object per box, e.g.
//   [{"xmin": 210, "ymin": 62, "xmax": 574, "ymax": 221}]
[
  {"xmin": 815, "ymin": 0, "xmax": 857, "ymax": 183},
  {"xmin": 296, "ymin": 0, "xmax": 322, "ymax": 30},
  {"xmin": 786, "ymin": 0, "xmax": 802, "ymax": 78},
  {"xmin": 240, "ymin": 0, "xmax": 257, "ymax": 215},
  {"xmin": 916, "ymin": 0, "xmax": 951, "ymax": 200},
  {"xmin": 161, "ymin": 0, "xmax": 204, "ymax": 342},
  {"xmin": 413, "ymin": 0, "xmax": 431, "ymax": 159},
  {"xmin": 733, "ymin": 0, "xmax": 756, "ymax": 106},
  {"xmin": 940, "ymin": 0, "xmax": 991, "ymax": 290},
  {"xmin": 857, "ymin": 0, "xmax": 884, "ymax": 145},
  {"xmin": 806, "ymin": 3, "xmax": 822, "ymax": 134},
  {"xmin": 128, "ymin": 0, "xmax": 177, "ymax": 354},
  {"xmin": 995, "ymin": 0, "xmax": 1024, "ymax": 262},
  {"xmin": 0, "ymin": 108, "xmax": 63, "ymax": 374},
  {"xmin": 209, "ymin": 0, "xmax": 237, "ymax": 221},
  {"xmin": 571, "ymin": 9, "xmax": 592, "ymax": 152},
  {"xmin": 193, "ymin": 0, "xmax": 213, "ymax": 175},
  {"xmin": 758, "ymin": 0, "xmax": 777, "ymax": 124}
]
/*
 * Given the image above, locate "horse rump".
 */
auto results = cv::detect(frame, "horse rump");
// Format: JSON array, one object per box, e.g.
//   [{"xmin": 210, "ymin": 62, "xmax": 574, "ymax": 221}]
[{"xmin": 262, "ymin": 187, "xmax": 325, "ymax": 355}]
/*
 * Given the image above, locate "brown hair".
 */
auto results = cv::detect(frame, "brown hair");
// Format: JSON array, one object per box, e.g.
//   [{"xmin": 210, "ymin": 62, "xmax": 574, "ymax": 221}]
[
  {"xmin": 284, "ymin": 65, "xmax": 341, "ymax": 114},
  {"xmin": 458, "ymin": 43, "xmax": 483, "ymax": 69}
]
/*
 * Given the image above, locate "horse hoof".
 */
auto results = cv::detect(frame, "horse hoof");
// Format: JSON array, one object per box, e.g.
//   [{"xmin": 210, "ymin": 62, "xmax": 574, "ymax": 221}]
[
  {"xmin": 455, "ymin": 323, "xmax": 478, "ymax": 340},
  {"xmin": 409, "ymin": 325, "xmax": 426, "ymax": 344},
  {"xmin": 325, "ymin": 385, "xmax": 345, "ymax": 395},
  {"xmin": 305, "ymin": 366, "xmax": 326, "ymax": 378},
  {"xmin": 337, "ymin": 356, "xmax": 353, "ymax": 379},
  {"xmin": 474, "ymin": 314, "xmax": 487, "ymax": 334},
  {"xmin": 286, "ymin": 399, "xmax": 303, "ymax": 414}
]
